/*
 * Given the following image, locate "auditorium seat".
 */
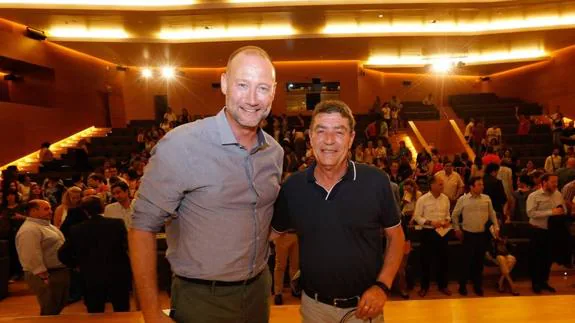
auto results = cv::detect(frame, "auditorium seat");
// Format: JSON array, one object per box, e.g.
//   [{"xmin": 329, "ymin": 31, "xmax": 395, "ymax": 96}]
[
  {"xmin": 449, "ymin": 93, "xmax": 550, "ymax": 167},
  {"xmin": 401, "ymin": 102, "xmax": 440, "ymax": 120}
]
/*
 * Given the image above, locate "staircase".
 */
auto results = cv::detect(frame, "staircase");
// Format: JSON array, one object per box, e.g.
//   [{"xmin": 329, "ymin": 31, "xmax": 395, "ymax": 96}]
[
  {"xmin": 2, "ymin": 127, "xmax": 110, "ymax": 174},
  {"xmin": 401, "ymin": 102, "xmax": 440, "ymax": 120},
  {"xmin": 449, "ymin": 93, "xmax": 551, "ymax": 167}
]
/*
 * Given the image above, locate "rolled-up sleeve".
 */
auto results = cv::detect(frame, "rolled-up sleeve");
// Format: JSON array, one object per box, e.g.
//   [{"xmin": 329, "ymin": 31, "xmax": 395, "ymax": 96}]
[{"xmin": 131, "ymin": 134, "xmax": 191, "ymax": 232}]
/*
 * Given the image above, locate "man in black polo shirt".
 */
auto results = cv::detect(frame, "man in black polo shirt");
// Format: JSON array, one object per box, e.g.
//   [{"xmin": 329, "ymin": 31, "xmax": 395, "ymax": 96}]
[{"xmin": 272, "ymin": 100, "xmax": 405, "ymax": 322}]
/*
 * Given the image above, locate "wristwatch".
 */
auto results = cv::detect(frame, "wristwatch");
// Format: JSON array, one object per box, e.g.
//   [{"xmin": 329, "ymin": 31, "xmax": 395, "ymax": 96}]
[{"xmin": 373, "ymin": 281, "xmax": 391, "ymax": 296}]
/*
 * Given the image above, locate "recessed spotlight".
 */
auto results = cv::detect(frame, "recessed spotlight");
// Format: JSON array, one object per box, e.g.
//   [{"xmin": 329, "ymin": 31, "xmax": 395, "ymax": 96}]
[
  {"xmin": 378, "ymin": 14, "xmax": 384, "ymax": 18},
  {"xmin": 141, "ymin": 68, "xmax": 152, "ymax": 78},
  {"xmin": 162, "ymin": 67, "xmax": 175, "ymax": 79}
]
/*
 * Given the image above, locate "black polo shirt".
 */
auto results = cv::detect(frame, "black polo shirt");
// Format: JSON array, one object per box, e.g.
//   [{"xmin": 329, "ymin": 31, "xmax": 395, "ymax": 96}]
[{"xmin": 272, "ymin": 161, "xmax": 401, "ymax": 298}]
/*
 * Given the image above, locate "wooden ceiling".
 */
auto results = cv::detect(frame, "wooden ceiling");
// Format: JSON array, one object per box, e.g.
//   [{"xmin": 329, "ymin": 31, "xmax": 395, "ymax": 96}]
[{"xmin": 1, "ymin": 0, "xmax": 575, "ymax": 75}]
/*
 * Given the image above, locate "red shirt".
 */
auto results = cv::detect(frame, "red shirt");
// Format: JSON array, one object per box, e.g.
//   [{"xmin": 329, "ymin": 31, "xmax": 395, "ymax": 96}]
[
  {"xmin": 366, "ymin": 123, "xmax": 377, "ymax": 137},
  {"xmin": 518, "ymin": 119, "xmax": 530, "ymax": 135},
  {"xmin": 482, "ymin": 153, "xmax": 501, "ymax": 166}
]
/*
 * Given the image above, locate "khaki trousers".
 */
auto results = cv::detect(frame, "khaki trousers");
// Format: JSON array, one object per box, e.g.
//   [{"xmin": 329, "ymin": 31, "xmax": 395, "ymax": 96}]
[
  {"xmin": 273, "ymin": 233, "xmax": 299, "ymax": 295},
  {"xmin": 24, "ymin": 268, "xmax": 70, "ymax": 315}
]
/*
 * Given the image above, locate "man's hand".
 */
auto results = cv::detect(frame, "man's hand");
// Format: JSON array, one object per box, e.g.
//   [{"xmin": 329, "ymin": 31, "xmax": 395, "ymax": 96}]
[
  {"xmin": 552, "ymin": 207, "xmax": 565, "ymax": 216},
  {"xmin": 454, "ymin": 230, "xmax": 464, "ymax": 241},
  {"xmin": 430, "ymin": 220, "xmax": 442, "ymax": 228},
  {"xmin": 37, "ymin": 272, "xmax": 49, "ymax": 285},
  {"xmin": 442, "ymin": 221, "xmax": 451, "ymax": 229},
  {"xmin": 356, "ymin": 286, "xmax": 387, "ymax": 320}
]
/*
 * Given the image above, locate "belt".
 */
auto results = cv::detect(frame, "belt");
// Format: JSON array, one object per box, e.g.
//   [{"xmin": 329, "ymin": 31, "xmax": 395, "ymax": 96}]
[
  {"xmin": 176, "ymin": 271, "xmax": 262, "ymax": 287},
  {"xmin": 304, "ymin": 288, "xmax": 360, "ymax": 309}
]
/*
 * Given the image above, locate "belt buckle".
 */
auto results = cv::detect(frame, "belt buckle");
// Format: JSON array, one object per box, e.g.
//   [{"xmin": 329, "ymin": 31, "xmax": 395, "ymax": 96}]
[{"xmin": 333, "ymin": 296, "xmax": 359, "ymax": 307}]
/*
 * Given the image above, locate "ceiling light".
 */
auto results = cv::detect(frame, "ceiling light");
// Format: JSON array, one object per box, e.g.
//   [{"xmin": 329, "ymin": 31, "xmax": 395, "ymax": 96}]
[
  {"xmin": 158, "ymin": 25, "xmax": 295, "ymax": 40},
  {"xmin": 161, "ymin": 67, "xmax": 175, "ymax": 79},
  {"xmin": 48, "ymin": 27, "xmax": 129, "ymax": 39},
  {"xmin": 430, "ymin": 59, "xmax": 453, "ymax": 74},
  {"xmin": 323, "ymin": 14, "xmax": 575, "ymax": 36},
  {"xmin": 0, "ymin": 0, "xmax": 197, "ymax": 6},
  {"xmin": 141, "ymin": 68, "xmax": 153, "ymax": 78},
  {"xmin": 365, "ymin": 49, "xmax": 548, "ymax": 68}
]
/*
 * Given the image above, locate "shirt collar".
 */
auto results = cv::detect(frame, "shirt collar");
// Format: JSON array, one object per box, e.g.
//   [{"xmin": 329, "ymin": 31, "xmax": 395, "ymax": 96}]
[
  {"xmin": 306, "ymin": 160, "xmax": 357, "ymax": 183},
  {"xmin": 27, "ymin": 217, "xmax": 50, "ymax": 226},
  {"xmin": 215, "ymin": 108, "xmax": 269, "ymax": 149}
]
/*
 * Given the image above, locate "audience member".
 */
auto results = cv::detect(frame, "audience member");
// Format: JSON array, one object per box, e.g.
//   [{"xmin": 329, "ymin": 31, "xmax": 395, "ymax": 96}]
[
  {"xmin": 510, "ymin": 175, "xmax": 534, "ymax": 222},
  {"xmin": 53, "ymin": 186, "xmax": 82, "ymax": 228},
  {"xmin": 16, "ymin": 200, "xmax": 69, "ymax": 315},
  {"xmin": 413, "ymin": 177, "xmax": 452, "ymax": 297},
  {"xmin": 104, "ymin": 181, "xmax": 133, "ymax": 229},
  {"xmin": 527, "ymin": 174, "xmax": 565, "ymax": 294},
  {"xmin": 38, "ymin": 142, "xmax": 54, "ymax": 164},
  {"xmin": 544, "ymin": 148, "xmax": 562, "ymax": 174},
  {"xmin": 434, "ymin": 161, "xmax": 464, "ymax": 209},
  {"xmin": 58, "ymin": 196, "xmax": 131, "ymax": 313},
  {"xmin": 452, "ymin": 177, "xmax": 499, "ymax": 296}
]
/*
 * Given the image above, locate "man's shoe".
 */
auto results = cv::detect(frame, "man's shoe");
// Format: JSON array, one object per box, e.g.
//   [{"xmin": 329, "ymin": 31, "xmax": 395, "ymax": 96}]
[
  {"xmin": 439, "ymin": 288, "xmax": 452, "ymax": 296},
  {"xmin": 274, "ymin": 294, "xmax": 283, "ymax": 305},
  {"xmin": 458, "ymin": 286, "xmax": 468, "ymax": 296},
  {"xmin": 532, "ymin": 286, "xmax": 542, "ymax": 294},
  {"xmin": 418, "ymin": 288, "xmax": 428, "ymax": 298},
  {"xmin": 542, "ymin": 284, "xmax": 556, "ymax": 293},
  {"xmin": 473, "ymin": 288, "xmax": 484, "ymax": 296}
]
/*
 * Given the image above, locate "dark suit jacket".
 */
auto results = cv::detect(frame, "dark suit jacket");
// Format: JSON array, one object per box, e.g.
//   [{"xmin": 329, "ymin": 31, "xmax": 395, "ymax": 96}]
[
  {"xmin": 483, "ymin": 174, "xmax": 507, "ymax": 213},
  {"xmin": 59, "ymin": 207, "xmax": 88, "ymax": 239},
  {"xmin": 58, "ymin": 215, "xmax": 131, "ymax": 287}
]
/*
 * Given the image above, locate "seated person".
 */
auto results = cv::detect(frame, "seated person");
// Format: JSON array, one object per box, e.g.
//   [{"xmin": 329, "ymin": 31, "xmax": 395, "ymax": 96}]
[{"xmin": 487, "ymin": 225, "xmax": 519, "ymax": 296}]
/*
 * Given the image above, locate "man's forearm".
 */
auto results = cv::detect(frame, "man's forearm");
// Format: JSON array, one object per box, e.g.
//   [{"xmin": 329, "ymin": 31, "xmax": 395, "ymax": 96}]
[
  {"xmin": 129, "ymin": 229, "xmax": 162, "ymax": 321},
  {"xmin": 377, "ymin": 226, "xmax": 405, "ymax": 287}
]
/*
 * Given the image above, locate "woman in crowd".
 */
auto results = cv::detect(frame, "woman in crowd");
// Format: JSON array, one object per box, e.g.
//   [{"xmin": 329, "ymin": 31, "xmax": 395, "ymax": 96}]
[
  {"xmin": 394, "ymin": 179, "xmax": 422, "ymax": 299},
  {"xmin": 53, "ymin": 186, "xmax": 82, "ymax": 227},
  {"xmin": 1, "ymin": 189, "xmax": 26, "ymax": 281}
]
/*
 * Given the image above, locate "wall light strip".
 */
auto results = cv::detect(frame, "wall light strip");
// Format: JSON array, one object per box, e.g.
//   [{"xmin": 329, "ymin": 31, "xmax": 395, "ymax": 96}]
[
  {"xmin": 324, "ymin": 15, "xmax": 575, "ymax": 35},
  {"xmin": 0, "ymin": 0, "xmax": 196, "ymax": 6},
  {"xmin": 158, "ymin": 25, "xmax": 295, "ymax": 40},
  {"xmin": 365, "ymin": 49, "xmax": 548, "ymax": 67},
  {"xmin": 48, "ymin": 27, "xmax": 129, "ymax": 39}
]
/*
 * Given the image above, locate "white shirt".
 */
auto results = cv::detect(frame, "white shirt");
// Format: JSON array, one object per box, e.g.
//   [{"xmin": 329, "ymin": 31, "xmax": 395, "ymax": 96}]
[
  {"xmin": 527, "ymin": 189, "xmax": 566, "ymax": 229},
  {"xmin": 413, "ymin": 192, "xmax": 451, "ymax": 229},
  {"xmin": 497, "ymin": 166, "xmax": 514, "ymax": 202},
  {"xmin": 486, "ymin": 127, "xmax": 502, "ymax": 143},
  {"xmin": 382, "ymin": 107, "xmax": 391, "ymax": 120},
  {"xmin": 544, "ymin": 155, "xmax": 562, "ymax": 174},
  {"xmin": 164, "ymin": 112, "xmax": 177, "ymax": 123},
  {"xmin": 434, "ymin": 170, "xmax": 464, "ymax": 201},
  {"xmin": 104, "ymin": 201, "xmax": 133, "ymax": 229},
  {"xmin": 16, "ymin": 218, "xmax": 66, "ymax": 275},
  {"xmin": 464, "ymin": 122, "xmax": 474, "ymax": 137}
]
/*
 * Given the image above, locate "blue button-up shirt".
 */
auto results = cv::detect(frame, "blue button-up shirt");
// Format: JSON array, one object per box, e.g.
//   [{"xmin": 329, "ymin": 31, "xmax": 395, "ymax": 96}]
[{"xmin": 131, "ymin": 108, "xmax": 283, "ymax": 281}]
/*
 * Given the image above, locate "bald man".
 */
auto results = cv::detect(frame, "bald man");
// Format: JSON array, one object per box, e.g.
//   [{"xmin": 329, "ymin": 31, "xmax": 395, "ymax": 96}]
[
  {"xmin": 16, "ymin": 200, "xmax": 69, "ymax": 315},
  {"xmin": 130, "ymin": 46, "xmax": 283, "ymax": 323}
]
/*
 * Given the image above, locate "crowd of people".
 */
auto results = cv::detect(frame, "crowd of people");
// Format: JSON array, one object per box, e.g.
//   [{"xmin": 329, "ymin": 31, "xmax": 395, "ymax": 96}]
[{"xmin": 0, "ymin": 45, "xmax": 573, "ymax": 323}]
